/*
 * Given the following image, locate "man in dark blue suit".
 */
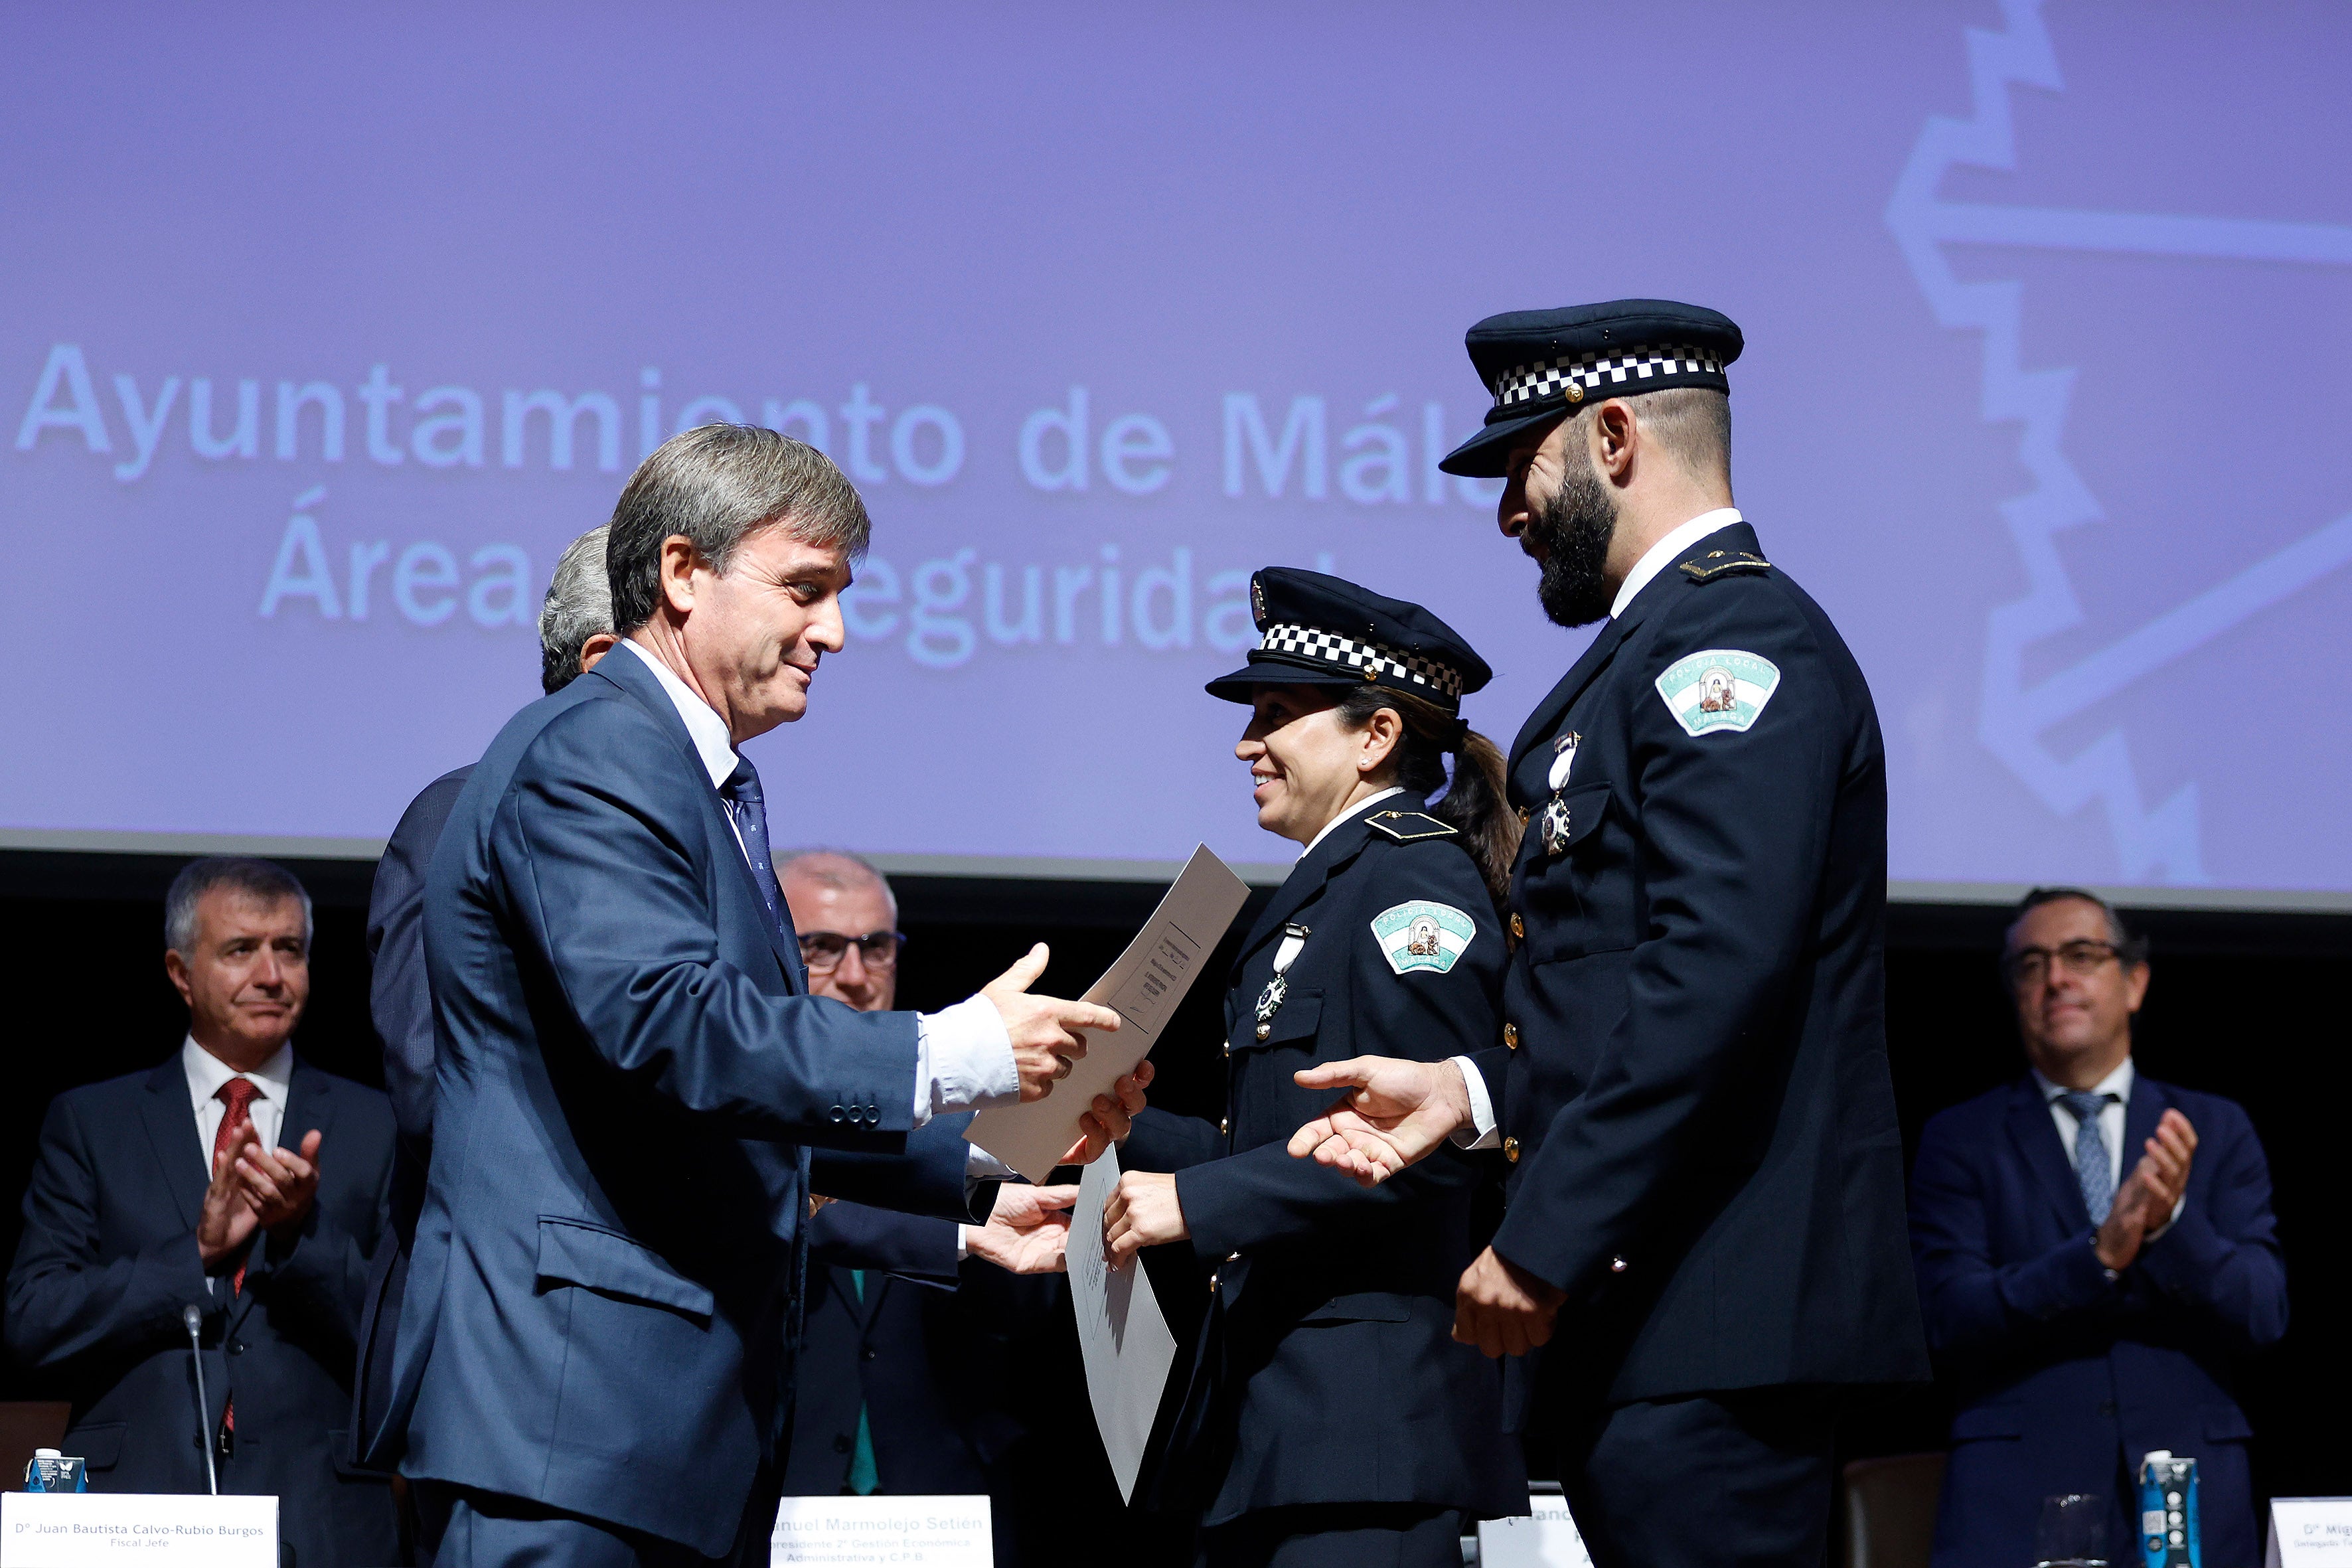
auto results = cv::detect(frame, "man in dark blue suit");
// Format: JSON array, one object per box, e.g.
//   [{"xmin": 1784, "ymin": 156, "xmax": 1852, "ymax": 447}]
[
  {"xmin": 387, "ymin": 426, "xmax": 1125, "ymax": 1567},
  {"xmin": 8, "ymin": 857, "xmax": 398, "ymax": 1566},
  {"xmin": 1909, "ymin": 888, "xmax": 2287, "ymax": 1568},
  {"xmin": 778, "ymin": 851, "xmax": 1076, "ymax": 1566},
  {"xmin": 353, "ymin": 522, "xmax": 618, "ymax": 1473}
]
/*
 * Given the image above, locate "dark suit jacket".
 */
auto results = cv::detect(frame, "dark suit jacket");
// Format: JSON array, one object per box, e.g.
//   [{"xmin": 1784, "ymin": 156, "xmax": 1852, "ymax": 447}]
[
  {"xmin": 789, "ymin": 1198, "xmax": 1054, "ymax": 1490},
  {"xmin": 1123, "ymin": 800, "xmax": 1525, "ymax": 1528},
  {"xmin": 1471, "ymin": 521, "xmax": 1928, "ymax": 1409},
  {"xmin": 1911, "ymin": 1073, "xmax": 2287, "ymax": 1568},
  {"xmin": 6, "ymin": 1055, "xmax": 398, "ymax": 1567},
  {"xmin": 386, "ymin": 646, "xmax": 982, "ymax": 1557},
  {"xmin": 350, "ymin": 761, "xmax": 471, "ymax": 1467}
]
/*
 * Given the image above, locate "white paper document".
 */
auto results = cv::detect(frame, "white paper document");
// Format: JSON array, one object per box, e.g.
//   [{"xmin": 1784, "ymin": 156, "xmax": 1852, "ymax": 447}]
[
  {"xmin": 1067, "ymin": 1146, "xmax": 1181, "ymax": 1505},
  {"xmin": 1478, "ymin": 1485, "xmax": 1593, "ymax": 1568},
  {"xmin": 968, "ymin": 844, "xmax": 1249, "ymax": 1182}
]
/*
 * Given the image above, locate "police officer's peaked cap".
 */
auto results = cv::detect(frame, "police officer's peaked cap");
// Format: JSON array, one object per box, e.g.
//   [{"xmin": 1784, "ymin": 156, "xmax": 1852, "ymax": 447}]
[
  {"xmin": 1438, "ymin": 299, "xmax": 1743, "ymax": 479},
  {"xmin": 1204, "ymin": 568, "xmax": 1492, "ymax": 718}
]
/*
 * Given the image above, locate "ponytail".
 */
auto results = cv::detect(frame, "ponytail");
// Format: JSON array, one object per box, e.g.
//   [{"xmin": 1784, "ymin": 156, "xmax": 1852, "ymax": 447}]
[{"xmin": 1332, "ymin": 686, "xmax": 1524, "ymax": 915}]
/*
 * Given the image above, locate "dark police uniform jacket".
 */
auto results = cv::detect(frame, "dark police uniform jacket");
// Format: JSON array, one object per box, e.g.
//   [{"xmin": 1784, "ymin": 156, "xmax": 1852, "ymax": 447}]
[
  {"xmin": 1124, "ymin": 797, "xmax": 1526, "ymax": 1528},
  {"xmin": 1473, "ymin": 520, "xmax": 1928, "ymax": 1409}
]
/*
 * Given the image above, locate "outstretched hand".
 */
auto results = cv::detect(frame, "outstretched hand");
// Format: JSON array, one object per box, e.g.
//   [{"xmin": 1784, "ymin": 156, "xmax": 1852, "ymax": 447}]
[
  {"xmin": 1058, "ymin": 1061, "xmax": 1154, "ymax": 1167},
  {"xmin": 982, "ymin": 944, "xmax": 1123, "ymax": 1103},
  {"xmin": 1286, "ymin": 1056, "xmax": 1472, "ymax": 1186},
  {"xmin": 965, "ymin": 1183, "xmax": 1078, "ymax": 1275}
]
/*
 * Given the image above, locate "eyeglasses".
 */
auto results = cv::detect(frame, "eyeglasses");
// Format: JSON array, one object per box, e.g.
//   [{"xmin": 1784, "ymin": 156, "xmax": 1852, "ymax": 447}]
[
  {"xmin": 2002, "ymin": 939, "xmax": 2127, "ymax": 988},
  {"xmin": 797, "ymin": 929, "xmax": 905, "ymax": 974}
]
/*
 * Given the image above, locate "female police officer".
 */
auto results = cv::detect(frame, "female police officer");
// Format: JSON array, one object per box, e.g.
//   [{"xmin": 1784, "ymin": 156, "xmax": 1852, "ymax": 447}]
[{"xmin": 1103, "ymin": 568, "xmax": 1526, "ymax": 1568}]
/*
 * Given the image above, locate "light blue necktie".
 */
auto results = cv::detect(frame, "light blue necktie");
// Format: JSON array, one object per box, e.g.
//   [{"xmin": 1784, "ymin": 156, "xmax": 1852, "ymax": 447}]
[{"xmin": 2059, "ymin": 1091, "xmax": 2118, "ymax": 1225}]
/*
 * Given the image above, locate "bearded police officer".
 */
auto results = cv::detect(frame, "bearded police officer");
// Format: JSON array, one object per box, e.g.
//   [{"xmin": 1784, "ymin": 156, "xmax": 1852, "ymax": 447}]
[{"xmin": 1287, "ymin": 301, "xmax": 1927, "ymax": 1568}]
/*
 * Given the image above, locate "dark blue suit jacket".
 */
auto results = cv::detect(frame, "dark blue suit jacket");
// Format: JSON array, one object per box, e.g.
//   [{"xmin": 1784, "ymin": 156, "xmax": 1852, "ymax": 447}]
[
  {"xmin": 386, "ymin": 645, "xmax": 979, "ymax": 1557},
  {"xmin": 1470, "ymin": 522, "xmax": 1928, "ymax": 1409},
  {"xmin": 787, "ymin": 1197, "xmax": 1057, "ymax": 1561},
  {"xmin": 1124, "ymin": 801, "xmax": 1525, "ymax": 1528},
  {"xmin": 1910, "ymin": 1072, "xmax": 2287, "ymax": 1568},
  {"xmin": 6, "ymin": 1056, "xmax": 398, "ymax": 1567},
  {"xmin": 350, "ymin": 762, "xmax": 471, "ymax": 1467}
]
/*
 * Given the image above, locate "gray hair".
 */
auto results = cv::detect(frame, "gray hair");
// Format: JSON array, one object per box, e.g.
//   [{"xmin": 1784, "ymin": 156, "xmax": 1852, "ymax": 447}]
[
  {"xmin": 605, "ymin": 425, "xmax": 871, "ymax": 635},
  {"xmin": 775, "ymin": 849, "xmax": 897, "ymax": 924},
  {"xmin": 539, "ymin": 523, "xmax": 614, "ymax": 694},
  {"xmin": 2005, "ymin": 886, "xmax": 2149, "ymax": 965},
  {"xmin": 165, "ymin": 858, "xmax": 313, "ymax": 955}
]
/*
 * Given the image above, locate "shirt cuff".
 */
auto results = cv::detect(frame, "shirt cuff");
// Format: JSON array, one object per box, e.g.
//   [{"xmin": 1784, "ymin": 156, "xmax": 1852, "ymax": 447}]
[
  {"xmin": 965, "ymin": 1146, "xmax": 1018, "ymax": 1180},
  {"xmin": 955, "ymin": 1225, "xmax": 971, "ymax": 1263},
  {"xmin": 913, "ymin": 995, "xmax": 1019, "ymax": 1125},
  {"xmin": 2142, "ymin": 1191, "xmax": 2190, "ymax": 1243},
  {"xmin": 1449, "ymin": 1056, "xmax": 1500, "ymax": 1150}
]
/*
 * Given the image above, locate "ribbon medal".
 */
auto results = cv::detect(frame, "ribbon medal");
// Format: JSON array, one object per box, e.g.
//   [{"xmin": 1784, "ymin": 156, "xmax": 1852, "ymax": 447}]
[
  {"xmin": 1539, "ymin": 732, "xmax": 1581, "ymax": 856},
  {"xmin": 1253, "ymin": 923, "xmax": 1310, "ymax": 1040}
]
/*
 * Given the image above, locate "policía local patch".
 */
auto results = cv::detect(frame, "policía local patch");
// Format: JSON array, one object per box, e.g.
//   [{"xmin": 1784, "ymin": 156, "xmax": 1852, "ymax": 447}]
[
  {"xmin": 1654, "ymin": 649, "xmax": 1781, "ymax": 737},
  {"xmin": 1370, "ymin": 901, "xmax": 1476, "ymax": 975}
]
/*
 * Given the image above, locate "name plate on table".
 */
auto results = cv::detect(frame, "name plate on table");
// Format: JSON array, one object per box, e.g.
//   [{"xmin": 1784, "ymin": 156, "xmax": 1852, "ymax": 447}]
[
  {"xmin": 771, "ymin": 1496, "xmax": 992, "ymax": 1568},
  {"xmin": 1, "ymin": 1494, "xmax": 277, "ymax": 1567},
  {"xmin": 2268, "ymin": 1499, "xmax": 2352, "ymax": 1567},
  {"xmin": 1477, "ymin": 1484, "xmax": 1593, "ymax": 1568}
]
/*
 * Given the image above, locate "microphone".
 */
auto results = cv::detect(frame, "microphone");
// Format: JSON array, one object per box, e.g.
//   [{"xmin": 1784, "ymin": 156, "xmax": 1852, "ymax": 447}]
[{"xmin": 181, "ymin": 1305, "xmax": 218, "ymax": 1496}]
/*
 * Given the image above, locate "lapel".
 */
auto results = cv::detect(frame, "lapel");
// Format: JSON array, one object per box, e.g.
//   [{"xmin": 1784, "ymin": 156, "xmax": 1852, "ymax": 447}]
[
  {"xmin": 2004, "ymin": 1077, "xmax": 2091, "ymax": 1232},
  {"xmin": 276, "ymin": 1056, "xmax": 335, "ymax": 1154},
  {"xmin": 2120, "ymin": 1067, "xmax": 2163, "ymax": 1180},
  {"xmin": 138, "ymin": 1059, "xmax": 208, "ymax": 1232},
  {"xmin": 1235, "ymin": 802, "xmax": 1398, "ymax": 961},
  {"xmin": 590, "ymin": 649, "xmax": 803, "ymax": 992},
  {"xmin": 1507, "ymin": 520, "xmax": 1767, "ymax": 775}
]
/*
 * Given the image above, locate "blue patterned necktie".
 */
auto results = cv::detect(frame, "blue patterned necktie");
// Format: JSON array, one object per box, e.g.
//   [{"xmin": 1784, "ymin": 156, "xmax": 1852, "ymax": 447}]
[
  {"xmin": 718, "ymin": 757, "xmax": 789, "ymax": 944},
  {"xmin": 2059, "ymin": 1091, "xmax": 2118, "ymax": 1224}
]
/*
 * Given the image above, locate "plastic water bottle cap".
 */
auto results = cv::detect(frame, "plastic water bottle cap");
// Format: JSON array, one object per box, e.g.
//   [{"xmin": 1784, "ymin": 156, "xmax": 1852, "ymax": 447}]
[{"xmin": 31, "ymin": 1450, "xmax": 58, "ymax": 1460}]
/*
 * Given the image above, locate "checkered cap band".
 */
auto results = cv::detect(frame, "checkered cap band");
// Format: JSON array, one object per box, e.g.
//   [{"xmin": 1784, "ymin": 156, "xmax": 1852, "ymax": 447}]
[
  {"xmin": 1492, "ymin": 343, "xmax": 1723, "ymax": 408},
  {"xmin": 1256, "ymin": 623, "xmax": 1464, "ymax": 700}
]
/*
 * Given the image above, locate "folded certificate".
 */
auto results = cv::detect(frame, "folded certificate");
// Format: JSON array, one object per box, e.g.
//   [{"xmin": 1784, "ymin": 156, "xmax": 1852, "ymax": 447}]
[
  {"xmin": 1067, "ymin": 1146, "xmax": 1180, "ymax": 1504},
  {"xmin": 967, "ymin": 843, "xmax": 1249, "ymax": 1182}
]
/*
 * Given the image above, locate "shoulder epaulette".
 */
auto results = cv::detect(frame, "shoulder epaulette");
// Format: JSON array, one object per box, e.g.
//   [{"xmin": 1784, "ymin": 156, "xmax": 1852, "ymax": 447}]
[
  {"xmin": 1364, "ymin": 810, "xmax": 1458, "ymax": 842},
  {"xmin": 1679, "ymin": 549, "xmax": 1772, "ymax": 583}
]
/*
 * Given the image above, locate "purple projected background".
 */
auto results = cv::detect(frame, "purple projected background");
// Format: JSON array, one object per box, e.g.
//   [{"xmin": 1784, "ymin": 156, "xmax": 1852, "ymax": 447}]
[{"xmin": 4, "ymin": 2, "xmax": 2347, "ymax": 895}]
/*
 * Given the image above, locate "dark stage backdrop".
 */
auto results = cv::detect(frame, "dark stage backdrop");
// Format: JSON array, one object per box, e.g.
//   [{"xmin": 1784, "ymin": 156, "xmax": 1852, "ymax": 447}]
[{"xmin": 0, "ymin": 854, "xmax": 2343, "ymax": 1516}]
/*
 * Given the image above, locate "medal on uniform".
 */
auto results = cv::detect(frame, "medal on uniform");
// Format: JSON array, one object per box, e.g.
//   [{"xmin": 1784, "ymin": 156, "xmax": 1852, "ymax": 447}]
[
  {"xmin": 1539, "ymin": 732, "xmax": 1581, "ymax": 856},
  {"xmin": 1253, "ymin": 923, "xmax": 1310, "ymax": 1041}
]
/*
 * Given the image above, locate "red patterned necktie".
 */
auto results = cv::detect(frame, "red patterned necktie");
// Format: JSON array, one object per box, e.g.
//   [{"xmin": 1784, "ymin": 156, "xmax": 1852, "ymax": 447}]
[{"xmin": 210, "ymin": 1077, "xmax": 259, "ymax": 1443}]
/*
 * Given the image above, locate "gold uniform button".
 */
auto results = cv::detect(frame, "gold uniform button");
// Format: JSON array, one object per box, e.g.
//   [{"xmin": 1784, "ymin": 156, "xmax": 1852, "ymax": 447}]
[
  {"xmin": 1223, "ymin": 1043, "xmax": 1233, "ymax": 1058},
  {"xmin": 1219, "ymin": 1117, "xmax": 1230, "ymax": 1137},
  {"xmin": 1208, "ymin": 1273, "xmax": 1219, "ymax": 1293},
  {"xmin": 1517, "ymin": 807, "xmax": 1530, "ymax": 826},
  {"xmin": 1503, "ymin": 1136, "xmax": 1520, "ymax": 1164},
  {"xmin": 1255, "ymin": 1022, "xmax": 1270, "ymax": 1041},
  {"xmin": 1510, "ymin": 913, "xmax": 1525, "ymax": 940},
  {"xmin": 1610, "ymin": 1256, "xmax": 1629, "ymax": 1274},
  {"xmin": 1226, "ymin": 1251, "xmax": 1241, "ymax": 1263},
  {"xmin": 1504, "ymin": 1023, "xmax": 1519, "ymax": 1050}
]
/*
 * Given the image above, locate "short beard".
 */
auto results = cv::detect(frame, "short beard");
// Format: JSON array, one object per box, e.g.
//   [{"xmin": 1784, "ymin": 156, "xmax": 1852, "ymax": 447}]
[{"xmin": 1527, "ymin": 451, "xmax": 1618, "ymax": 628}]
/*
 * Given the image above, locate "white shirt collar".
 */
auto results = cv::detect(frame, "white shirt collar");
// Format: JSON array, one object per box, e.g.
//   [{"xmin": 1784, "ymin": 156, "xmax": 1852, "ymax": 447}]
[
  {"xmin": 619, "ymin": 638, "xmax": 740, "ymax": 790},
  {"xmin": 1608, "ymin": 507, "xmax": 1745, "ymax": 619},
  {"xmin": 2031, "ymin": 1057, "xmax": 2136, "ymax": 1105},
  {"xmin": 181, "ymin": 1036, "xmax": 294, "ymax": 1116},
  {"xmin": 1302, "ymin": 786, "xmax": 1406, "ymax": 857}
]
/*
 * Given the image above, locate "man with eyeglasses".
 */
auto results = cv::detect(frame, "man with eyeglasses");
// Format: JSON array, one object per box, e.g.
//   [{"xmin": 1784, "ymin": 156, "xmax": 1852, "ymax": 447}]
[
  {"xmin": 1908, "ymin": 888, "xmax": 2288, "ymax": 1568},
  {"xmin": 778, "ymin": 850, "xmax": 1137, "ymax": 1564}
]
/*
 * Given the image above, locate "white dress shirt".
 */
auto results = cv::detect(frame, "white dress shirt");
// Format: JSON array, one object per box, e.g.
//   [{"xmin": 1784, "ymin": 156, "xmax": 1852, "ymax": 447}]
[
  {"xmin": 184, "ymin": 1036, "xmax": 295, "ymax": 1168},
  {"xmin": 1304, "ymin": 787, "xmax": 1405, "ymax": 856},
  {"xmin": 2031, "ymin": 1056, "xmax": 2181, "ymax": 1237},
  {"xmin": 184, "ymin": 1037, "xmax": 294, "ymax": 1291},
  {"xmin": 617, "ymin": 640, "xmax": 1020, "ymax": 1133},
  {"xmin": 1446, "ymin": 510, "xmax": 1749, "ymax": 1150}
]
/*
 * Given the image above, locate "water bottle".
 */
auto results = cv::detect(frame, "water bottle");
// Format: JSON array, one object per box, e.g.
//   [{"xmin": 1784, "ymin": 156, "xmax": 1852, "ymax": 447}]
[
  {"xmin": 2138, "ymin": 1450, "xmax": 2200, "ymax": 1568},
  {"xmin": 23, "ymin": 1448, "xmax": 87, "ymax": 1492}
]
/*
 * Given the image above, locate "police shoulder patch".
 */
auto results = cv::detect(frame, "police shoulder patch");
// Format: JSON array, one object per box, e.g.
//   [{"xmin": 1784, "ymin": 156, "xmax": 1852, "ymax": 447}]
[
  {"xmin": 1363, "ymin": 810, "xmax": 1458, "ymax": 842},
  {"xmin": 1370, "ymin": 901, "xmax": 1476, "ymax": 975},
  {"xmin": 1654, "ymin": 649, "xmax": 1782, "ymax": 736}
]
